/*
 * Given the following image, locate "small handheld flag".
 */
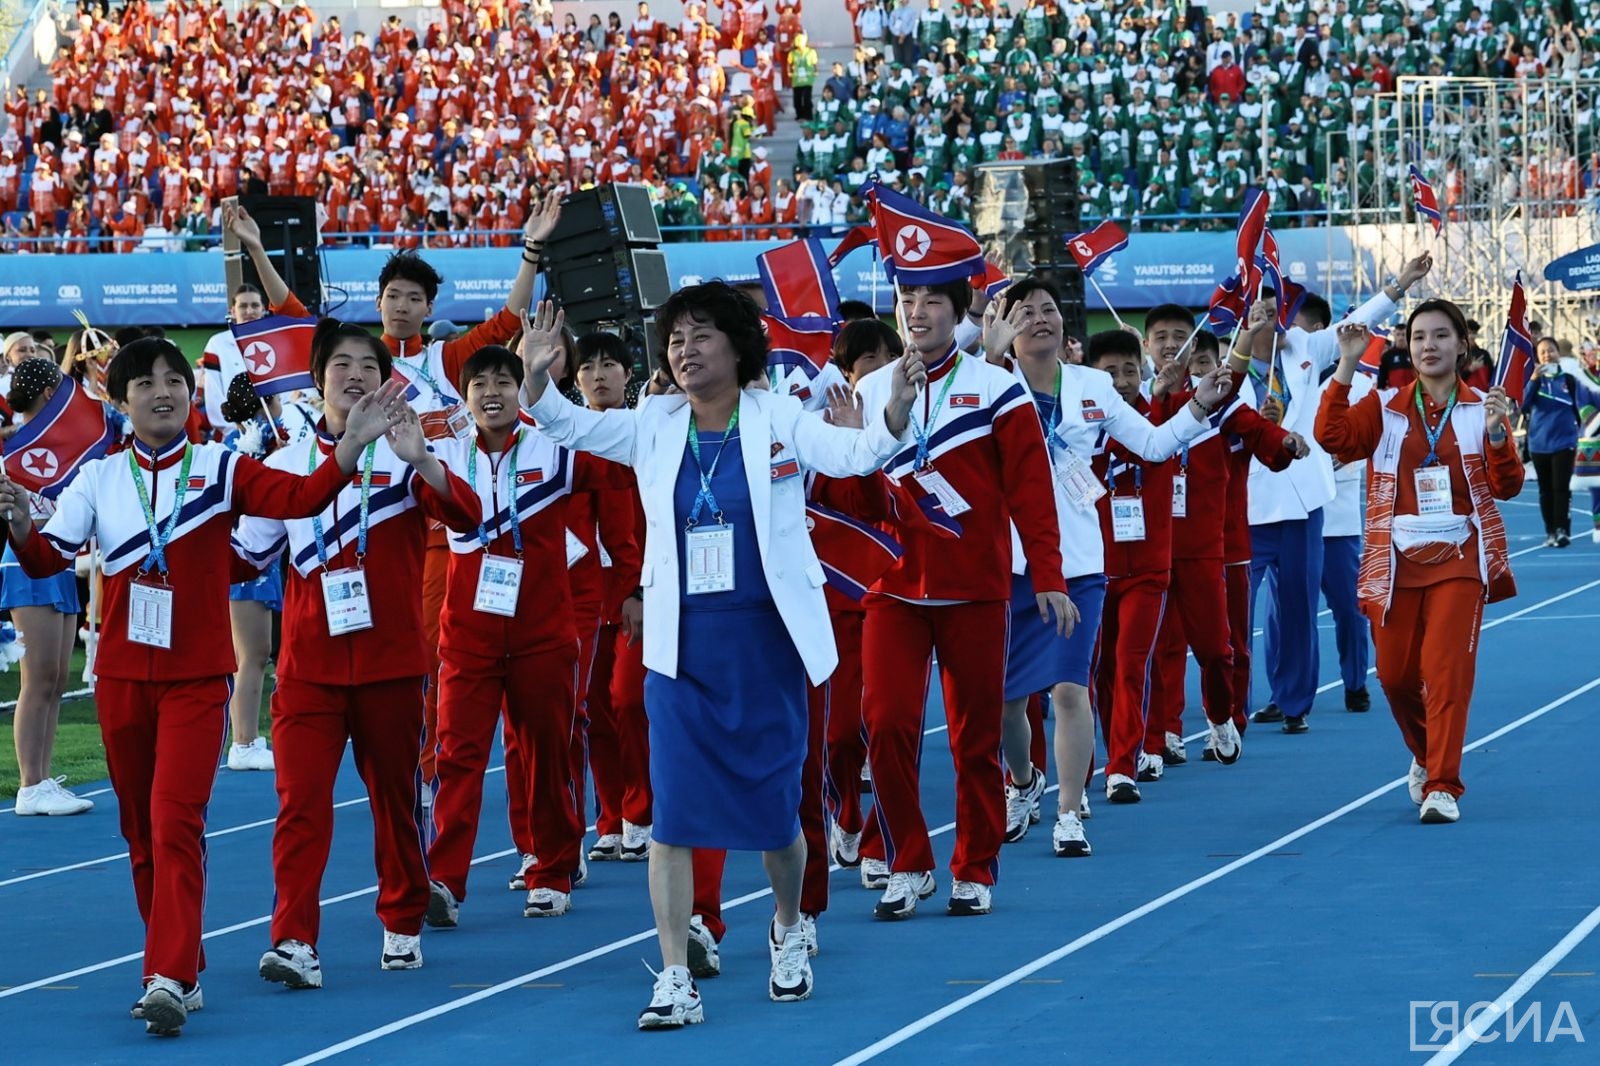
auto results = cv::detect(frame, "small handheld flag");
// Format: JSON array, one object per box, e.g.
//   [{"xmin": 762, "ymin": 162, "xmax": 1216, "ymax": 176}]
[
  {"xmin": 757, "ymin": 238, "xmax": 841, "ymax": 322},
  {"xmin": 972, "ymin": 259, "xmax": 1012, "ymax": 300},
  {"xmin": 1256, "ymin": 230, "xmax": 1307, "ymax": 334},
  {"xmin": 1064, "ymin": 221, "xmax": 1129, "ymax": 277},
  {"xmin": 805, "ymin": 501, "xmax": 904, "ymax": 600},
  {"xmin": 763, "ymin": 314, "xmax": 836, "ymax": 380},
  {"xmin": 1234, "ymin": 186, "xmax": 1269, "ymax": 273},
  {"xmin": 2, "ymin": 379, "xmax": 115, "ymax": 499},
  {"xmin": 1409, "ymin": 164, "xmax": 1443, "ymax": 235},
  {"xmin": 1492, "ymin": 273, "xmax": 1537, "ymax": 405},
  {"xmin": 864, "ymin": 181, "xmax": 986, "ymax": 286},
  {"xmin": 231, "ymin": 313, "xmax": 317, "ymax": 397},
  {"xmin": 828, "ymin": 225, "xmax": 875, "ymax": 268}
]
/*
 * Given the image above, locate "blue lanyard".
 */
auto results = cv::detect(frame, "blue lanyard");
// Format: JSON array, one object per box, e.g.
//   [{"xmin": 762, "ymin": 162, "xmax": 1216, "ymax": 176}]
[
  {"xmin": 308, "ymin": 440, "xmax": 376, "ymax": 568},
  {"xmin": 1414, "ymin": 381, "xmax": 1457, "ymax": 467},
  {"xmin": 127, "ymin": 444, "xmax": 194, "ymax": 576},
  {"xmin": 468, "ymin": 432, "xmax": 523, "ymax": 556},
  {"xmin": 686, "ymin": 406, "xmax": 740, "ymax": 529},
  {"xmin": 912, "ymin": 351, "xmax": 962, "ymax": 470}
]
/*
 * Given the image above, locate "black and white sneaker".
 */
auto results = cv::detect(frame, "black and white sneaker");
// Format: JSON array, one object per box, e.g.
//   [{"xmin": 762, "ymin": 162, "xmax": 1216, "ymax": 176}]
[
  {"xmin": 874, "ymin": 871, "xmax": 935, "ymax": 920},
  {"xmin": 620, "ymin": 820, "xmax": 652, "ymax": 862},
  {"xmin": 859, "ymin": 857, "xmax": 889, "ymax": 891},
  {"xmin": 1164, "ymin": 731, "xmax": 1187, "ymax": 765},
  {"xmin": 131, "ymin": 980, "xmax": 203, "ymax": 1020},
  {"xmin": 259, "ymin": 939, "xmax": 323, "ymax": 989},
  {"xmin": 1003, "ymin": 765, "xmax": 1047, "ymax": 843},
  {"xmin": 947, "ymin": 880, "xmax": 992, "ymax": 916},
  {"xmin": 1136, "ymin": 752, "xmax": 1164, "ymax": 782},
  {"xmin": 587, "ymin": 834, "xmax": 622, "ymax": 861},
  {"xmin": 523, "ymin": 888, "xmax": 572, "ymax": 917},
  {"xmin": 379, "ymin": 930, "xmax": 422, "ymax": 970},
  {"xmin": 800, "ymin": 913, "xmax": 818, "ymax": 957},
  {"xmin": 638, "ymin": 965, "xmax": 704, "ymax": 1029},
  {"xmin": 768, "ymin": 921, "xmax": 813, "ymax": 1001},
  {"xmin": 1208, "ymin": 720, "xmax": 1242, "ymax": 765},
  {"xmin": 425, "ymin": 880, "xmax": 459, "ymax": 929},
  {"xmin": 136, "ymin": 975, "xmax": 188, "ymax": 1036},
  {"xmin": 1105, "ymin": 774, "xmax": 1141, "ymax": 804},
  {"xmin": 507, "ymin": 852, "xmax": 537, "ymax": 891},
  {"xmin": 686, "ymin": 915, "xmax": 721, "ymax": 978},
  {"xmin": 831, "ymin": 822, "xmax": 863, "ymax": 866},
  {"xmin": 1052, "ymin": 811, "xmax": 1091, "ymax": 857}
]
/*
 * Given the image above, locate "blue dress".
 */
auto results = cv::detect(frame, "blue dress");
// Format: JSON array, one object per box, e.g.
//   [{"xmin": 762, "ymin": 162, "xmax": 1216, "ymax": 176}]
[
  {"xmin": 224, "ymin": 416, "xmax": 285, "ymax": 609},
  {"xmin": 643, "ymin": 428, "xmax": 809, "ymax": 851},
  {"xmin": 0, "ymin": 542, "xmax": 79, "ymax": 614}
]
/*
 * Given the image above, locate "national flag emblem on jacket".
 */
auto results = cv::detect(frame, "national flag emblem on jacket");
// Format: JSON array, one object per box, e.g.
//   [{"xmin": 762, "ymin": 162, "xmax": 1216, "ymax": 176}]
[
  {"xmin": 805, "ymin": 501, "xmax": 904, "ymax": 600},
  {"xmin": 865, "ymin": 180, "xmax": 986, "ymax": 285},
  {"xmin": 1064, "ymin": 220, "xmax": 1129, "ymax": 277},
  {"xmin": 764, "ymin": 314, "xmax": 836, "ymax": 380},
  {"xmin": 949, "ymin": 394, "xmax": 981, "ymax": 409},
  {"xmin": 757, "ymin": 238, "xmax": 841, "ymax": 322},
  {"xmin": 1409, "ymin": 164, "xmax": 1443, "ymax": 235},
  {"xmin": 231, "ymin": 313, "xmax": 317, "ymax": 397},
  {"xmin": 2, "ymin": 378, "xmax": 114, "ymax": 499},
  {"xmin": 1493, "ymin": 273, "xmax": 1537, "ymax": 405}
]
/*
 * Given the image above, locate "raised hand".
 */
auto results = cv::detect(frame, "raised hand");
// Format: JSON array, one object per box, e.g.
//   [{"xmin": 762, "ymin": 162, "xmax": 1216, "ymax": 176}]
[
  {"xmin": 1483, "ymin": 385, "xmax": 1512, "ymax": 428},
  {"xmin": 1336, "ymin": 321, "xmax": 1371, "ymax": 366},
  {"xmin": 525, "ymin": 188, "xmax": 564, "ymax": 245},
  {"xmin": 981, "ymin": 299, "xmax": 1027, "ymax": 361},
  {"xmin": 885, "ymin": 348, "xmax": 927, "ymax": 437},
  {"xmin": 1192, "ymin": 366, "xmax": 1235, "ymax": 409},
  {"xmin": 518, "ymin": 300, "xmax": 567, "ymax": 402},
  {"xmin": 1398, "ymin": 251, "xmax": 1434, "ymax": 290},
  {"xmin": 224, "ymin": 202, "xmax": 262, "ymax": 249},
  {"xmin": 1151, "ymin": 358, "xmax": 1185, "ymax": 398},
  {"xmin": 824, "ymin": 383, "xmax": 865, "ymax": 428},
  {"xmin": 342, "ymin": 379, "xmax": 408, "ymax": 446},
  {"xmin": 385, "ymin": 404, "xmax": 431, "ymax": 464}
]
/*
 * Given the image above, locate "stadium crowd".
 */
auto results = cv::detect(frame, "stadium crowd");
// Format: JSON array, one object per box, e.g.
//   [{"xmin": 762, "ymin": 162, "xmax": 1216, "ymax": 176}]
[{"xmin": 3, "ymin": 0, "xmax": 1599, "ymax": 249}]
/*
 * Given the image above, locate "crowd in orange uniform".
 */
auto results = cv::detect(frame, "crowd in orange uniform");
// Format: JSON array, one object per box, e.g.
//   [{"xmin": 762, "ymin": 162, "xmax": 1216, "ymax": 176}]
[{"xmin": 0, "ymin": 0, "xmax": 811, "ymax": 251}]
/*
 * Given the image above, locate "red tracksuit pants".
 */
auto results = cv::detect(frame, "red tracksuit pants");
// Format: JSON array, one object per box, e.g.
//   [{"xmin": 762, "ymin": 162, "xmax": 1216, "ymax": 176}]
[
  {"xmin": 269, "ymin": 676, "xmax": 430, "ymax": 947},
  {"xmin": 586, "ymin": 623, "xmax": 652, "ymax": 836},
  {"xmin": 430, "ymin": 643, "xmax": 583, "ymax": 897},
  {"xmin": 506, "ymin": 615, "xmax": 601, "ymax": 854},
  {"xmin": 1227, "ymin": 562, "xmax": 1252, "ymax": 727},
  {"xmin": 1093, "ymin": 572, "xmax": 1169, "ymax": 782},
  {"xmin": 822, "ymin": 609, "xmax": 873, "ymax": 836},
  {"xmin": 1146, "ymin": 557, "xmax": 1236, "ymax": 750},
  {"xmin": 861, "ymin": 597, "xmax": 1008, "ymax": 884},
  {"xmin": 419, "ymin": 537, "xmax": 449, "ymax": 783},
  {"xmin": 97, "ymin": 676, "xmax": 231, "ymax": 987}
]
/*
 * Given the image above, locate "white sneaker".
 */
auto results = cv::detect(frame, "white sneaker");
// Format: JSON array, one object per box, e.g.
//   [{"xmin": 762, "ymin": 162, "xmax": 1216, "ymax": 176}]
[
  {"xmin": 1407, "ymin": 759, "xmax": 1427, "ymax": 806},
  {"xmin": 637, "ymin": 965, "xmax": 703, "ymax": 1029},
  {"xmin": 1419, "ymin": 791, "xmax": 1460, "ymax": 824},
  {"xmin": 524, "ymin": 887, "xmax": 572, "ymax": 917},
  {"xmin": 425, "ymin": 880, "xmax": 459, "ymax": 928},
  {"xmin": 1207, "ymin": 719, "xmax": 1242, "ymax": 765},
  {"xmin": 830, "ymin": 822, "xmax": 862, "ymax": 866},
  {"xmin": 1052, "ymin": 810, "xmax": 1091, "ymax": 857},
  {"xmin": 1029, "ymin": 799, "xmax": 1042, "ymax": 825},
  {"xmin": 947, "ymin": 880, "xmax": 993, "ymax": 916},
  {"xmin": 14, "ymin": 776, "xmax": 94, "ymax": 816},
  {"xmin": 799, "ymin": 913, "xmax": 818, "ymax": 957},
  {"xmin": 860, "ymin": 856, "xmax": 889, "ymax": 890},
  {"xmin": 587, "ymin": 834, "xmax": 622, "ymax": 861},
  {"xmin": 686, "ymin": 915, "xmax": 721, "ymax": 978},
  {"xmin": 1136, "ymin": 751, "xmax": 1164, "ymax": 782},
  {"xmin": 226, "ymin": 737, "xmax": 275, "ymax": 772},
  {"xmin": 1105, "ymin": 773, "xmax": 1141, "ymax": 804},
  {"xmin": 130, "ymin": 980, "xmax": 203, "ymax": 1020},
  {"xmin": 1078, "ymin": 793, "xmax": 1092, "ymax": 820},
  {"xmin": 136, "ymin": 975, "xmax": 188, "ymax": 1036},
  {"xmin": 1003, "ymin": 765, "xmax": 1047, "ymax": 843},
  {"xmin": 620, "ymin": 820, "xmax": 652, "ymax": 862},
  {"xmin": 1164, "ymin": 731, "xmax": 1188, "ymax": 765},
  {"xmin": 873, "ymin": 871, "xmax": 935, "ymax": 920},
  {"xmin": 380, "ymin": 930, "xmax": 423, "ymax": 970},
  {"xmin": 259, "ymin": 939, "xmax": 323, "ymax": 989},
  {"xmin": 507, "ymin": 852, "xmax": 537, "ymax": 891},
  {"xmin": 768, "ymin": 921, "xmax": 813, "ymax": 1001}
]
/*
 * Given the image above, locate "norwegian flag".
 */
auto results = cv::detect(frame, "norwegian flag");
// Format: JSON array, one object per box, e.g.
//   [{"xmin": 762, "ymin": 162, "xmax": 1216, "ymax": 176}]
[
  {"xmin": 1064, "ymin": 220, "xmax": 1129, "ymax": 277},
  {"xmin": 1257, "ymin": 230, "xmax": 1307, "ymax": 334},
  {"xmin": 972, "ymin": 259, "xmax": 1012, "ymax": 299},
  {"xmin": 1206, "ymin": 263, "xmax": 1261, "ymax": 337},
  {"xmin": 1409, "ymin": 164, "xmax": 1443, "ymax": 235},
  {"xmin": 1493, "ymin": 273, "xmax": 1537, "ymax": 405},
  {"xmin": 757, "ymin": 238, "xmax": 841, "ymax": 322},
  {"xmin": 828, "ymin": 225, "xmax": 875, "ymax": 268},
  {"xmin": 2, "ymin": 378, "xmax": 114, "ymax": 499},
  {"xmin": 1235, "ymin": 186, "xmax": 1269, "ymax": 273},
  {"xmin": 805, "ymin": 501, "xmax": 904, "ymax": 601},
  {"xmin": 764, "ymin": 313, "xmax": 836, "ymax": 379},
  {"xmin": 865, "ymin": 180, "xmax": 985, "ymax": 285},
  {"xmin": 231, "ymin": 313, "xmax": 316, "ymax": 397}
]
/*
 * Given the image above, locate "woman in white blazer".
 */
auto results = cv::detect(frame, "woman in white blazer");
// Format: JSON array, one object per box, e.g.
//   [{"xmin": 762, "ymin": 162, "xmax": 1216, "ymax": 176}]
[{"xmin": 519, "ymin": 284, "xmax": 921, "ymax": 1029}]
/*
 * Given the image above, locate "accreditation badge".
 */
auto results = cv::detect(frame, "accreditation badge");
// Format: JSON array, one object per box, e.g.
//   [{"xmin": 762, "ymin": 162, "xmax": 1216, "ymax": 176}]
[
  {"xmin": 1171, "ymin": 473, "xmax": 1188, "ymax": 518},
  {"xmin": 320, "ymin": 567, "xmax": 375, "ymax": 635},
  {"xmin": 128, "ymin": 575, "xmax": 175, "ymax": 649},
  {"xmin": 912, "ymin": 468, "xmax": 972, "ymax": 516},
  {"xmin": 685, "ymin": 524, "xmax": 736, "ymax": 595},
  {"xmin": 1414, "ymin": 466, "xmax": 1453, "ymax": 515},
  {"xmin": 473, "ymin": 555, "xmax": 524, "ymax": 617},
  {"xmin": 1110, "ymin": 496, "xmax": 1147, "ymax": 543}
]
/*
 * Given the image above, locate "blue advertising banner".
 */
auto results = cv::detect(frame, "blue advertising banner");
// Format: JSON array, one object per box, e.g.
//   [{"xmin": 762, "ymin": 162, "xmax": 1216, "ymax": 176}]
[
  {"xmin": 1543, "ymin": 243, "xmax": 1600, "ymax": 292},
  {"xmin": 0, "ymin": 228, "xmax": 1373, "ymax": 330}
]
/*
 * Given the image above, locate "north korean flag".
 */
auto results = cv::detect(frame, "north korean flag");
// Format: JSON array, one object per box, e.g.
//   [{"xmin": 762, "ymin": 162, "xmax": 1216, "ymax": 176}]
[
  {"xmin": 764, "ymin": 313, "xmax": 836, "ymax": 379},
  {"xmin": 231, "ymin": 313, "xmax": 317, "ymax": 397},
  {"xmin": 1235, "ymin": 186, "xmax": 1269, "ymax": 273},
  {"xmin": 1357, "ymin": 323, "xmax": 1389, "ymax": 377},
  {"xmin": 1064, "ymin": 220, "xmax": 1129, "ymax": 277},
  {"xmin": 1409, "ymin": 164, "xmax": 1443, "ymax": 235},
  {"xmin": 1493, "ymin": 273, "xmax": 1537, "ymax": 405},
  {"xmin": 757, "ymin": 238, "xmax": 841, "ymax": 323},
  {"xmin": 827, "ymin": 224, "xmax": 876, "ymax": 268},
  {"xmin": 2, "ymin": 378, "xmax": 114, "ymax": 499},
  {"xmin": 1206, "ymin": 263, "xmax": 1260, "ymax": 337},
  {"xmin": 805, "ymin": 501, "xmax": 904, "ymax": 601},
  {"xmin": 1257, "ymin": 230, "xmax": 1307, "ymax": 334},
  {"xmin": 972, "ymin": 258, "xmax": 1012, "ymax": 299},
  {"xmin": 865, "ymin": 181, "xmax": 985, "ymax": 286}
]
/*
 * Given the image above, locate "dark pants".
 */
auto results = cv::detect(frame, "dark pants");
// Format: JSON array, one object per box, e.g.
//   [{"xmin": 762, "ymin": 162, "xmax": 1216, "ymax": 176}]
[
  {"xmin": 1532, "ymin": 449, "xmax": 1575, "ymax": 535},
  {"xmin": 793, "ymin": 83, "xmax": 814, "ymax": 121}
]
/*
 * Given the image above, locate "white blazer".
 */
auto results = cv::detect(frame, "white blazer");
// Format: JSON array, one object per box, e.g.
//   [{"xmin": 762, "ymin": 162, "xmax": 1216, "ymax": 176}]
[{"xmin": 527, "ymin": 384, "xmax": 903, "ymax": 685}]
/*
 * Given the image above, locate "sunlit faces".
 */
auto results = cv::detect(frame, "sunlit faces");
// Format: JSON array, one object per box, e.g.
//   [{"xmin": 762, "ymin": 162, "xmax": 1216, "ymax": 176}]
[
  {"xmin": 232, "ymin": 289, "xmax": 266, "ymax": 325},
  {"xmin": 897, "ymin": 287, "xmax": 958, "ymax": 356},
  {"xmin": 377, "ymin": 277, "xmax": 432, "ymax": 340},
  {"xmin": 665, "ymin": 310, "xmax": 740, "ymax": 395},
  {"xmin": 1092, "ymin": 351, "xmax": 1143, "ymax": 404},
  {"xmin": 1145, "ymin": 316, "xmax": 1193, "ymax": 368},
  {"xmin": 848, "ymin": 344, "xmax": 896, "ymax": 387},
  {"xmin": 1010, "ymin": 288, "xmax": 1064, "ymax": 361},
  {"xmin": 5, "ymin": 334, "xmax": 38, "ymax": 366},
  {"xmin": 1535, "ymin": 337, "xmax": 1561, "ymax": 365},
  {"xmin": 465, "ymin": 367, "xmax": 522, "ymax": 434},
  {"xmin": 319, "ymin": 340, "xmax": 386, "ymax": 416},
  {"xmin": 1408, "ymin": 310, "xmax": 1467, "ymax": 382},
  {"xmin": 118, "ymin": 353, "xmax": 192, "ymax": 442},
  {"xmin": 577, "ymin": 354, "xmax": 629, "ymax": 410}
]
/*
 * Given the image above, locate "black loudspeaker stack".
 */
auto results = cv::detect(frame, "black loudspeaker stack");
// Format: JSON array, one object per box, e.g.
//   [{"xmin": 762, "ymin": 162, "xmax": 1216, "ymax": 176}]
[
  {"xmin": 238, "ymin": 195, "xmax": 323, "ymax": 313},
  {"xmin": 542, "ymin": 184, "xmax": 674, "ymax": 376},
  {"xmin": 970, "ymin": 158, "xmax": 1088, "ymax": 343}
]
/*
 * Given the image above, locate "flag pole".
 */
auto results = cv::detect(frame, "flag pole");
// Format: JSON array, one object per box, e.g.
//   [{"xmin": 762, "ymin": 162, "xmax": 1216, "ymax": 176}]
[
  {"xmin": 1085, "ymin": 273, "xmax": 1127, "ymax": 329},
  {"xmin": 83, "ymin": 537, "xmax": 99, "ymax": 685},
  {"xmin": 1170, "ymin": 327, "xmax": 1201, "ymax": 366}
]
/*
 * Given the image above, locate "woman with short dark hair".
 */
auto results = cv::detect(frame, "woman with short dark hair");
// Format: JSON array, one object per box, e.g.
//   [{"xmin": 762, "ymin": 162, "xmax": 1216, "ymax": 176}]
[{"xmin": 519, "ymin": 283, "xmax": 921, "ymax": 1028}]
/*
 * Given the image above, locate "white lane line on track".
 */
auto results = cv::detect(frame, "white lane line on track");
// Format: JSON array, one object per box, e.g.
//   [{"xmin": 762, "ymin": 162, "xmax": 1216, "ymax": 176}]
[{"xmin": 829, "ymin": 675, "xmax": 1600, "ymax": 1065}]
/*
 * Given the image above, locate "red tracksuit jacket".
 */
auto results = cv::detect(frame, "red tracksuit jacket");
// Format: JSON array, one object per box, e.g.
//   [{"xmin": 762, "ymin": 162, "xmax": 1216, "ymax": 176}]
[{"xmin": 1093, "ymin": 395, "xmax": 1175, "ymax": 579}]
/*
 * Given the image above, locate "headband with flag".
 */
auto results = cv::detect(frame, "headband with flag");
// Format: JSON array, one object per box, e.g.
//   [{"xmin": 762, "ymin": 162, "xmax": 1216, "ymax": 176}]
[
  {"xmin": 231, "ymin": 313, "xmax": 317, "ymax": 397},
  {"xmin": 1492, "ymin": 273, "xmax": 1536, "ymax": 405},
  {"xmin": 2, "ymin": 378, "xmax": 114, "ymax": 499},
  {"xmin": 865, "ymin": 180, "xmax": 985, "ymax": 285},
  {"xmin": 757, "ymin": 237, "xmax": 841, "ymax": 322},
  {"xmin": 1256, "ymin": 229, "xmax": 1307, "ymax": 334},
  {"xmin": 1235, "ymin": 186, "xmax": 1269, "ymax": 272},
  {"xmin": 1064, "ymin": 220, "xmax": 1129, "ymax": 277},
  {"xmin": 1409, "ymin": 164, "xmax": 1442, "ymax": 235}
]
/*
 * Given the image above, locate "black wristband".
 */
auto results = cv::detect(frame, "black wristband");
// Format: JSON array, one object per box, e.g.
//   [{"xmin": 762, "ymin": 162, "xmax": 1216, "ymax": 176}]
[{"xmin": 521, "ymin": 252, "xmax": 539, "ymax": 265}]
